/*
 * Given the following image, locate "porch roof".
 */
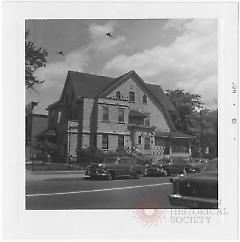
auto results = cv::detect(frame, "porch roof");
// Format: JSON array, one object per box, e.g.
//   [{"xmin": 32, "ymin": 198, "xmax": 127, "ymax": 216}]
[
  {"xmin": 129, "ymin": 110, "xmax": 148, "ymax": 118},
  {"xmin": 156, "ymin": 131, "xmax": 193, "ymax": 139}
]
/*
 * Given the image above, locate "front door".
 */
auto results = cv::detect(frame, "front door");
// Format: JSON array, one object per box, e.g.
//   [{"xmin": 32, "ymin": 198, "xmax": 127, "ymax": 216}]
[{"xmin": 144, "ymin": 136, "xmax": 151, "ymax": 150}]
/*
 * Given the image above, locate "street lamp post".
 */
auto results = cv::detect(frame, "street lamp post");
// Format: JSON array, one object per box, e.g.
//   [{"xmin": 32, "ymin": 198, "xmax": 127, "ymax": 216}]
[{"xmin": 68, "ymin": 127, "xmax": 71, "ymax": 170}]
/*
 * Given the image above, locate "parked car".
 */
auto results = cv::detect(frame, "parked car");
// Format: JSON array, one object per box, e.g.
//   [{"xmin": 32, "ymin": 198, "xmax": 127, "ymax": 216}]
[
  {"xmin": 146, "ymin": 163, "xmax": 169, "ymax": 176},
  {"xmin": 189, "ymin": 157, "xmax": 209, "ymax": 172},
  {"xmin": 85, "ymin": 156, "xmax": 146, "ymax": 180},
  {"xmin": 168, "ymin": 158, "xmax": 218, "ymax": 208},
  {"xmin": 153, "ymin": 158, "xmax": 196, "ymax": 176}
]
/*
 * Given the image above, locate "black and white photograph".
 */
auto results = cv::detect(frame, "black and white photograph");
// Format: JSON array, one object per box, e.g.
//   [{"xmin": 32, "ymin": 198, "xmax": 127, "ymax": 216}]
[
  {"xmin": 25, "ymin": 18, "xmax": 218, "ymax": 210},
  {"xmin": 1, "ymin": 1, "xmax": 238, "ymax": 240}
]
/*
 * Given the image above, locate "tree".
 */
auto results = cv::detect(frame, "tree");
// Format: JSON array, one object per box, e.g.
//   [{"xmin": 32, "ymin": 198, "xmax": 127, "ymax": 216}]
[
  {"xmin": 166, "ymin": 89, "xmax": 218, "ymax": 158},
  {"xmin": 165, "ymin": 89, "xmax": 203, "ymax": 134},
  {"xmin": 25, "ymin": 30, "xmax": 48, "ymax": 89}
]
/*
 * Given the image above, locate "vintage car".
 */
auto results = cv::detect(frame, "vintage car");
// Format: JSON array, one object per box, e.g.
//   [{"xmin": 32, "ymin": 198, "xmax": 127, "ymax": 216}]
[
  {"xmin": 189, "ymin": 157, "xmax": 209, "ymax": 172},
  {"xmin": 85, "ymin": 156, "xmax": 146, "ymax": 180},
  {"xmin": 149, "ymin": 158, "xmax": 196, "ymax": 176},
  {"xmin": 146, "ymin": 162, "xmax": 169, "ymax": 176},
  {"xmin": 168, "ymin": 158, "xmax": 218, "ymax": 208}
]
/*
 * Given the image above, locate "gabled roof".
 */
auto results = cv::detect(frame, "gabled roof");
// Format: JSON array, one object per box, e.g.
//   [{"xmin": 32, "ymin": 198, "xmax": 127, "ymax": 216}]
[
  {"xmin": 145, "ymin": 83, "xmax": 176, "ymax": 112},
  {"xmin": 68, "ymin": 71, "xmax": 118, "ymax": 99},
  {"xmin": 53, "ymin": 70, "xmax": 177, "ymax": 130},
  {"xmin": 65, "ymin": 70, "xmax": 176, "ymax": 112}
]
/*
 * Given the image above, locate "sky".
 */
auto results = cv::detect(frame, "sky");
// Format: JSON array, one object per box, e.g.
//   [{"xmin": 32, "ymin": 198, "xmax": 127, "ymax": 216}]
[{"xmin": 26, "ymin": 19, "xmax": 218, "ymax": 114}]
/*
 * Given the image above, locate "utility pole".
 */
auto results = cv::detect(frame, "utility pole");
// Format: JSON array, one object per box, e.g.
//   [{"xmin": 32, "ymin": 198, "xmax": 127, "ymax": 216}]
[
  {"xmin": 200, "ymin": 109, "xmax": 204, "ymax": 157},
  {"xmin": 68, "ymin": 126, "xmax": 71, "ymax": 170}
]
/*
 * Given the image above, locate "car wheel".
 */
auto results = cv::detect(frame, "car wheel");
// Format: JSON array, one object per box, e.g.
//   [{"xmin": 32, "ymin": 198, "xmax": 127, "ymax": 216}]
[
  {"xmin": 106, "ymin": 172, "xmax": 113, "ymax": 180},
  {"xmin": 162, "ymin": 170, "xmax": 168, "ymax": 177},
  {"xmin": 132, "ymin": 171, "xmax": 141, "ymax": 179},
  {"xmin": 164, "ymin": 170, "xmax": 170, "ymax": 176}
]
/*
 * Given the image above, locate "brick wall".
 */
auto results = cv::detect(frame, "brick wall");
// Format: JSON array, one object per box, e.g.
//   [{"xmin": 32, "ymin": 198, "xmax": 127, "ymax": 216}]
[
  {"xmin": 82, "ymin": 134, "xmax": 90, "ymax": 148},
  {"xmin": 97, "ymin": 98, "xmax": 130, "ymax": 135},
  {"xmin": 82, "ymin": 98, "xmax": 94, "ymax": 133},
  {"xmin": 106, "ymin": 77, "xmax": 170, "ymax": 132}
]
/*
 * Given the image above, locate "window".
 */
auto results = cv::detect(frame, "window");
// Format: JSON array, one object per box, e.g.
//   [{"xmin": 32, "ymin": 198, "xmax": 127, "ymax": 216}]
[
  {"xmin": 118, "ymin": 158, "xmax": 132, "ymax": 165},
  {"xmin": 138, "ymin": 136, "xmax": 142, "ymax": 144},
  {"xmin": 143, "ymin": 95, "xmax": 147, "ymax": 104},
  {"xmin": 144, "ymin": 116, "xmax": 150, "ymax": 127},
  {"xmin": 118, "ymin": 135, "xmax": 124, "ymax": 148},
  {"xmin": 102, "ymin": 106, "xmax": 109, "ymax": 121},
  {"xmin": 102, "ymin": 134, "xmax": 108, "ymax": 149},
  {"xmin": 129, "ymin": 91, "xmax": 135, "ymax": 102},
  {"xmin": 116, "ymin": 91, "xmax": 121, "ymax": 99},
  {"xmin": 172, "ymin": 141, "xmax": 188, "ymax": 153},
  {"xmin": 118, "ymin": 108, "xmax": 124, "ymax": 123},
  {"xmin": 144, "ymin": 137, "xmax": 151, "ymax": 150}
]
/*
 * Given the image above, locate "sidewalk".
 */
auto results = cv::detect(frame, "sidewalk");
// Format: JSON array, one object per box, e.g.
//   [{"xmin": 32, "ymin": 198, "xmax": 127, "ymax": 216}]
[{"xmin": 26, "ymin": 169, "xmax": 86, "ymax": 182}]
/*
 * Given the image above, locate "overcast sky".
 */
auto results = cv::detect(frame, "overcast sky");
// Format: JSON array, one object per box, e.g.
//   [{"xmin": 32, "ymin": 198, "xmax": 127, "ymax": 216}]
[{"xmin": 26, "ymin": 19, "xmax": 218, "ymax": 114}]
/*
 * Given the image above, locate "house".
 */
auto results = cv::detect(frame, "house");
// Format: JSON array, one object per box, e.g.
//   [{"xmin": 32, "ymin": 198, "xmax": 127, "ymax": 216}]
[{"xmin": 46, "ymin": 70, "xmax": 192, "ymax": 161}]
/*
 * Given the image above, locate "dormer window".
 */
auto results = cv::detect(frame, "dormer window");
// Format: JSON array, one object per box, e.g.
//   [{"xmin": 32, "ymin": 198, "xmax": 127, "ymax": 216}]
[
  {"xmin": 143, "ymin": 95, "xmax": 147, "ymax": 104},
  {"xmin": 129, "ymin": 91, "xmax": 135, "ymax": 102},
  {"xmin": 116, "ymin": 91, "xmax": 121, "ymax": 99}
]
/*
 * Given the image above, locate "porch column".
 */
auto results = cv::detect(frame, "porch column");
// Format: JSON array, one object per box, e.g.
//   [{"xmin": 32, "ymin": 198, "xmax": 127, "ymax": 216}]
[
  {"xmin": 130, "ymin": 128, "xmax": 135, "ymax": 150},
  {"xmin": 188, "ymin": 140, "xmax": 192, "ymax": 156},
  {"xmin": 169, "ymin": 137, "xmax": 172, "ymax": 157}
]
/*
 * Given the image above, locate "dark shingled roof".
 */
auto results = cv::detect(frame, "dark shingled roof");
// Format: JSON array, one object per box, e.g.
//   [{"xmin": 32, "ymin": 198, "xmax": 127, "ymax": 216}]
[
  {"xmin": 67, "ymin": 71, "xmax": 176, "ymax": 113},
  {"xmin": 145, "ymin": 83, "xmax": 176, "ymax": 112},
  {"xmin": 69, "ymin": 71, "xmax": 117, "ymax": 99}
]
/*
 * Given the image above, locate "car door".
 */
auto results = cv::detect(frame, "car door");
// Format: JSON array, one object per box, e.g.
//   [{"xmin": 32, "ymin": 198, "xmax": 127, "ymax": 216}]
[
  {"xmin": 118, "ymin": 158, "xmax": 132, "ymax": 175},
  {"xmin": 115, "ymin": 159, "xmax": 127, "ymax": 176},
  {"xmin": 171, "ymin": 162, "xmax": 184, "ymax": 174}
]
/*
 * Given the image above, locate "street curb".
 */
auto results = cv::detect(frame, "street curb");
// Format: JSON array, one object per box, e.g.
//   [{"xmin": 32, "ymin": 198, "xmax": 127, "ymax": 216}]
[{"xmin": 28, "ymin": 170, "xmax": 85, "ymax": 175}]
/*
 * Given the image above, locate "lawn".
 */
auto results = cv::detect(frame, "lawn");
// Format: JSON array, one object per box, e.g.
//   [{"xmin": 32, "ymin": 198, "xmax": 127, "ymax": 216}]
[{"xmin": 26, "ymin": 162, "xmax": 85, "ymax": 171}]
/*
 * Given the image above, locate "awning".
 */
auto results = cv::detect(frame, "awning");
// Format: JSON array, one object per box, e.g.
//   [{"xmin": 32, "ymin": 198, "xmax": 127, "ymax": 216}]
[
  {"xmin": 155, "ymin": 131, "xmax": 193, "ymax": 139},
  {"xmin": 37, "ymin": 128, "xmax": 57, "ymax": 138},
  {"xmin": 129, "ymin": 110, "xmax": 148, "ymax": 118}
]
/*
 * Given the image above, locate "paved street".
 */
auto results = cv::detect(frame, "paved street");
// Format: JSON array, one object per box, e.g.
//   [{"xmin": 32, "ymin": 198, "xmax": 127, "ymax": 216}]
[{"xmin": 26, "ymin": 172, "xmax": 173, "ymax": 209}]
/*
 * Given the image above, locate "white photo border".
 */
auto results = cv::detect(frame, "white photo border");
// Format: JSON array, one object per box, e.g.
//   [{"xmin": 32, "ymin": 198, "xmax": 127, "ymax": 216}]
[{"xmin": 1, "ymin": 1, "xmax": 239, "ymax": 240}]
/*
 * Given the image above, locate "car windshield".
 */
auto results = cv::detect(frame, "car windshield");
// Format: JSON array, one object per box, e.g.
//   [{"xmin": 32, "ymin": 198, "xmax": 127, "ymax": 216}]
[
  {"xmin": 172, "ymin": 159, "xmax": 189, "ymax": 164},
  {"xmin": 103, "ymin": 157, "xmax": 118, "ymax": 163},
  {"xmin": 158, "ymin": 160, "xmax": 170, "ymax": 165},
  {"xmin": 201, "ymin": 159, "xmax": 218, "ymax": 172}
]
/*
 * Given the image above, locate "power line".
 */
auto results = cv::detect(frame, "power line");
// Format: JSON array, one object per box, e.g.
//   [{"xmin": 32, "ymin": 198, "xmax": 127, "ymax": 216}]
[
  {"xmin": 46, "ymin": 20, "xmax": 139, "ymax": 58},
  {"xmin": 67, "ymin": 20, "xmax": 185, "ymax": 75},
  {"xmin": 40, "ymin": 19, "xmax": 185, "ymax": 77}
]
